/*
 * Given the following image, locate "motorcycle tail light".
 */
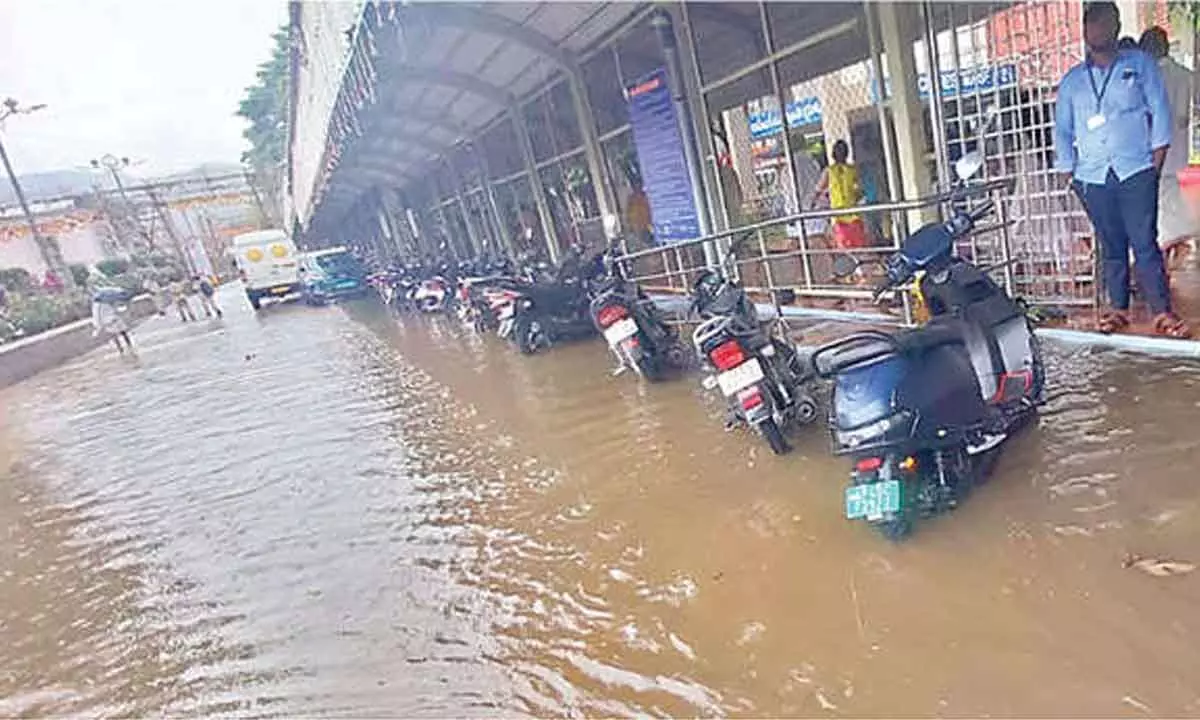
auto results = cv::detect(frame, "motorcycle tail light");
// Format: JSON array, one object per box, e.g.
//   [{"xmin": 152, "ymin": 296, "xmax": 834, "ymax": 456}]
[
  {"xmin": 709, "ymin": 340, "xmax": 746, "ymax": 371},
  {"xmin": 736, "ymin": 386, "xmax": 763, "ymax": 410},
  {"xmin": 855, "ymin": 457, "xmax": 883, "ymax": 473},
  {"xmin": 595, "ymin": 304, "xmax": 627, "ymax": 328}
]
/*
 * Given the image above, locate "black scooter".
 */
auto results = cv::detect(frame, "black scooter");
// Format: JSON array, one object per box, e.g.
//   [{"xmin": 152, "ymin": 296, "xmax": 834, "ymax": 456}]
[
  {"xmin": 589, "ymin": 243, "xmax": 687, "ymax": 380},
  {"xmin": 810, "ymin": 155, "xmax": 1044, "ymax": 540},
  {"xmin": 691, "ymin": 232, "xmax": 820, "ymax": 455},
  {"xmin": 504, "ymin": 246, "xmax": 604, "ymax": 354}
]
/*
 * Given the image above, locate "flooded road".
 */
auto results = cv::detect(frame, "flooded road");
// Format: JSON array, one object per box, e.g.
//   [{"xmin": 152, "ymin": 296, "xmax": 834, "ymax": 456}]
[{"xmin": 4, "ymin": 291, "xmax": 1200, "ymax": 717}]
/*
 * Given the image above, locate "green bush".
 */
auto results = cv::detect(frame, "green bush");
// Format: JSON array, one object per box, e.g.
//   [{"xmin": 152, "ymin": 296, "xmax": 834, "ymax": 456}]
[
  {"xmin": 68, "ymin": 263, "xmax": 91, "ymax": 287},
  {"xmin": 96, "ymin": 258, "xmax": 131, "ymax": 278},
  {"xmin": 0, "ymin": 267, "xmax": 34, "ymax": 293},
  {"xmin": 6, "ymin": 293, "xmax": 90, "ymax": 337}
]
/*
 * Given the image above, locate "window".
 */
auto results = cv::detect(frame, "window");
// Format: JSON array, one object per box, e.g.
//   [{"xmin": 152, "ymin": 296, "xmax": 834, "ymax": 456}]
[
  {"xmin": 547, "ymin": 81, "xmax": 582, "ymax": 154},
  {"xmin": 523, "ymin": 94, "xmax": 554, "ymax": 163},
  {"xmin": 583, "ymin": 48, "xmax": 627, "ymax": 134},
  {"xmin": 481, "ymin": 118, "xmax": 523, "ymax": 178},
  {"xmin": 688, "ymin": 3, "xmax": 767, "ymax": 87}
]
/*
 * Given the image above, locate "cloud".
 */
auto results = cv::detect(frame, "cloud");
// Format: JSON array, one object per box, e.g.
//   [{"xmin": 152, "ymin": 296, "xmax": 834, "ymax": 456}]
[{"xmin": 0, "ymin": 0, "xmax": 285, "ymax": 176}]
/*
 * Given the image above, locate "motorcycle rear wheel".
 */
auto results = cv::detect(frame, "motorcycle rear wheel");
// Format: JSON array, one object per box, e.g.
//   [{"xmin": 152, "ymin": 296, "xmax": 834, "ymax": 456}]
[
  {"xmin": 515, "ymin": 316, "xmax": 546, "ymax": 355},
  {"xmin": 758, "ymin": 418, "xmax": 791, "ymax": 455}
]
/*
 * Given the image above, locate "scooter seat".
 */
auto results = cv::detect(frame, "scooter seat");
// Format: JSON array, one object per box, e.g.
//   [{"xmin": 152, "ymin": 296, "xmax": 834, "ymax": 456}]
[{"xmin": 895, "ymin": 319, "xmax": 966, "ymax": 354}]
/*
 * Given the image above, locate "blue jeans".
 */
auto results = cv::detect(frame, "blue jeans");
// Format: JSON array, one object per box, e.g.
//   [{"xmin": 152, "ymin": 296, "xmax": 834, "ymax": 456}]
[{"xmin": 1074, "ymin": 168, "xmax": 1171, "ymax": 314}]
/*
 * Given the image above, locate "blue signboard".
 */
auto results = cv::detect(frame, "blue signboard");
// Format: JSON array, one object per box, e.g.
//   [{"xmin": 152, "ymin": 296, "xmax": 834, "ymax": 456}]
[
  {"xmin": 626, "ymin": 68, "xmax": 701, "ymax": 244},
  {"xmin": 748, "ymin": 97, "xmax": 824, "ymax": 139},
  {"xmin": 918, "ymin": 63, "xmax": 1019, "ymax": 98},
  {"xmin": 870, "ymin": 63, "xmax": 1019, "ymax": 103}
]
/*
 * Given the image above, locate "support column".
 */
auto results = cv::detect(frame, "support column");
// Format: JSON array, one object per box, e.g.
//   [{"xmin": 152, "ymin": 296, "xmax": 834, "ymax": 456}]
[
  {"xmin": 865, "ymin": 1, "xmax": 904, "ymax": 229},
  {"xmin": 511, "ymin": 106, "xmax": 559, "ymax": 262},
  {"xmin": 566, "ymin": 67, "xmax": 617, "ymax": 233},
  {"xmin": 474, "ymin": 143, "xmax": 513, "ymax": 256},
  {"xmin": 446, "ymin": 157, "xmax": 480, "ymax": 257},
  {"xmin": 651, "ymin": 8, "xmax": 713, "ymax": 238},
  {"xmin": 878, "ymin": 1, "xmax": 936, "ymax": 228}
]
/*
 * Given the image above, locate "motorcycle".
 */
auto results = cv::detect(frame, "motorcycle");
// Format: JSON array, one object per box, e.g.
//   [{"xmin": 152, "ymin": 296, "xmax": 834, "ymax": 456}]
[
  {"xmin": 809, "ymin": 151, "xmax": 1044, "ymax": 540},
  {"xmin": 691, "ymin": 232, "xmax": 820, "ymax": 455},
  {"xmin": 501, "ymin": 246, "xmax": 603, "ymax": 354},
  {"xmin": 589, "ymin": 243, "xmax": 688, "ymax": 380},
  {"xmin": 413, "ymin": 262, "xmax": 453, "ymax": 313}
]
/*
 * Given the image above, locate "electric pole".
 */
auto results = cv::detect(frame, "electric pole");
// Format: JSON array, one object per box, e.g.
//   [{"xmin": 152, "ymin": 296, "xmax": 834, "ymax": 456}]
[{"xmin": 0, "ymin": 98, "xmax": 76, "ymax": 290}]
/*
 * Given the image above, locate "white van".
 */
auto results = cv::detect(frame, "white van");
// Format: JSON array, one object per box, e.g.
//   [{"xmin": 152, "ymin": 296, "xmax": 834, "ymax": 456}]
[{"xmin": 230, "ymin": 229, "xmax": 301, "ymax": 309}]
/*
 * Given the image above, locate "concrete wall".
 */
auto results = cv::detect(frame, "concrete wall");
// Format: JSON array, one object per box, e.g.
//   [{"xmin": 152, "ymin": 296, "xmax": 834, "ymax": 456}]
[
  {"xmin": 0, "ymin": 295, "xmax": 156, "ymax": 390},
  {"xmin": 0, "ymin": 223, "xmax": 109, "ymax": 276}
]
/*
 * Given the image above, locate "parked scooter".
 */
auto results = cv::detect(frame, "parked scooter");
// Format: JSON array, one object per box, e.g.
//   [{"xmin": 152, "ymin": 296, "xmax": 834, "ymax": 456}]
[
  {"xmin": 589, "ymin": 243, "xmax": 688, "ymax": 380},
  {"xmin": 809, "ymin": 151, "xmax": 1044, "ymax": 540},
  {"xmin": 501, "ymin": 245, "xmax": 604, "ymax": 354},
  {"xmin": 413, "ymin": 262, "xmax": 453, "ymax": 313},
  {"xmin": 691, "ymin": 232, "xmax": 820, "ymax": 455}
]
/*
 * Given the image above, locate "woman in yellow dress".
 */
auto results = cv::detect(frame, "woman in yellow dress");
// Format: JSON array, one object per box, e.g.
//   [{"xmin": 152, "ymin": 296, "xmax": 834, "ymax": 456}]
[{"xmin": 810, "ymin": 140, "xmax": 869, "ymax": 250}]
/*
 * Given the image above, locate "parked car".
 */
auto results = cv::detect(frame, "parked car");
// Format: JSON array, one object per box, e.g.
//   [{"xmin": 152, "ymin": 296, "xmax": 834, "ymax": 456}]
[{"xmin": 298, "ymin": 247, "xmax": 369, "ymax": 305}]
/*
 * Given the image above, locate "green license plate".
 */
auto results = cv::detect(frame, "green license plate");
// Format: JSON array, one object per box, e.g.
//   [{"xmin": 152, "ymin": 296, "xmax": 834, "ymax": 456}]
[{"xmin": 845, "ymin": 480, "xmax": 902, "ymax": 520}]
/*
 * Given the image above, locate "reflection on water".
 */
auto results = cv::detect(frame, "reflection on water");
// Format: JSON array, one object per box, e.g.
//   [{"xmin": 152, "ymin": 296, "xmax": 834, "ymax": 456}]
[{"xmin": 4, "ymin": 294, "xmax": 1200, "ymax": 717}]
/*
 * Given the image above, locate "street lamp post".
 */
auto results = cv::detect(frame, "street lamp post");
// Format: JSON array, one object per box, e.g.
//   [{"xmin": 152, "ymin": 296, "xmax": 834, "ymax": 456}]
[
  {"xmin": 0, "ymin": 98, "xmax": 75, "ymax": 290},
  {"xmin": 90, "ymin": 153, "xmax": 152, "ymax": 252}
]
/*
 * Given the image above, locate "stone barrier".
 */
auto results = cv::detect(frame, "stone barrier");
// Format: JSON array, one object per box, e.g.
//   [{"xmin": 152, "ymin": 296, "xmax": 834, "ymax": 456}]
[{"xmin": 0, "ymin": 295, "xmax": 157, "ymax": 389}]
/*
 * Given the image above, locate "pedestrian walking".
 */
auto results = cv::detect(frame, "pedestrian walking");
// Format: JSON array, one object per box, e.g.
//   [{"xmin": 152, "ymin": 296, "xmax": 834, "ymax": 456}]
[
  {"xmin": 144, "ymin": 274, "xmax": 168, "ymax": 316},
  {"xmin": 1053, "ymin": 1, "xmax": 1190, "ymax": 338},
  {"xmin": 810, "ymin": 140, "xmax": 870, "ymax": 250},
  {"xmin": 195, "ymin": 275, "xmax": 223, "ymax": 318},
  {"xmin": 91, "ymin": 290, "xmax": 133, "ymax": 354},
  {"xmin": 1139, "ymin": 26, "xmax": 1196, "ymax": 260},
  {"xmin": 171, "ymin": 276, "xmax": 197, "ymax": 322}
]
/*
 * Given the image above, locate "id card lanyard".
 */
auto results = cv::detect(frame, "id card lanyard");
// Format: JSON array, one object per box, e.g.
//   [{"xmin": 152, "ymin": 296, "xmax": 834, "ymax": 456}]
[{"xmin": 1088, "ymin": 58, "xmax": 1116, "ymax": 117}]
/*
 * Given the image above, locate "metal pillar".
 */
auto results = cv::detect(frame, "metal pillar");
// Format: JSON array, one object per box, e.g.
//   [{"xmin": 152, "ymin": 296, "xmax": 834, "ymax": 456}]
[
  {"xmin": 864, "ymin": 1, "xmax": 905, "ymax": 235},
  {"xmin": 445, "ymin": 156, "xmax": 480, "ymax": 257},
  {"xmin": 473, "ymin": 144, "xmax": 513, "ymax": 256},
  {"xmin": 676, "ymin": 2, "xmax": 723, "ymax": 270},
  {"xmin": 920, "ymin": 0, "xmax": 951, "ymax": 188},
  {"xmin": 877, "ymin": 2, "xmax": 936, "ymax": 228},
  {"xmin": 565, "ymin": 67, "xmax": 617, "ymax": 233},
  {"xmin": 510, "ymin": 106, "xmax": 559, "ymax": 262},
  {"xmin": 650, "ymin": 9, "xmax": 713, "ymax": 240}
]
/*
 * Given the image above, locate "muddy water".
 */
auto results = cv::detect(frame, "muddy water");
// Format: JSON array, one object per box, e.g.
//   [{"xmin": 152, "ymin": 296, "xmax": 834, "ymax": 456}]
[{"xmin": 3, "ymin": 295, "xmax": 1200, "ymax": 717}]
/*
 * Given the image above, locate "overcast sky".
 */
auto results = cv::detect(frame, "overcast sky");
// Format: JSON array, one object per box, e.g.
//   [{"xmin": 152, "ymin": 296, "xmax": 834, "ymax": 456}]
[{"xmin": 0, "ymin": 0, "xmax": 285, "ymax": 177}]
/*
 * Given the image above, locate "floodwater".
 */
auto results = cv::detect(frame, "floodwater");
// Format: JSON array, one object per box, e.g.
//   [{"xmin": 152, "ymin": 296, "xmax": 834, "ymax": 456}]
[{"xmin": 4, "ymin": 290, "xmax": 1200, "ymax": 717}]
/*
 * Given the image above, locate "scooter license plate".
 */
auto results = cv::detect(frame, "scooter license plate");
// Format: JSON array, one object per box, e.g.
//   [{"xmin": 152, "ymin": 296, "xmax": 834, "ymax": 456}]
[
  {"xmin": 845, "ymin": 480, "xmax": 902, "ymax": 521},
  {"xmin": 716, "ymin": 358, "xmax": 765, "ymax": 396},
  {"xmin": 603, "ymin": 317, "xmax": 639, "ymax": 345}
]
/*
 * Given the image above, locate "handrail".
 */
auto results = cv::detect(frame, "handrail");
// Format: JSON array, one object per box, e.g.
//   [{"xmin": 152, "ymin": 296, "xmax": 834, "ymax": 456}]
[{"xmin": 615, "ymin": 177, "xmax": 1015, "ymax": 263}]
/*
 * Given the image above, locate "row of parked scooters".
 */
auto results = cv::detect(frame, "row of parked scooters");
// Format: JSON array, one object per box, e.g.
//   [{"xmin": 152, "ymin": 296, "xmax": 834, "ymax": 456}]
[{"xmin": 365, "ymin": 150, "xmax": 1046, "ymax": 540}]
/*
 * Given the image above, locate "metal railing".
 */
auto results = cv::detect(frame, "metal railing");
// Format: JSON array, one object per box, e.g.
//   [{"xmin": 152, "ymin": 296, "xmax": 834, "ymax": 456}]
[{"xmin": 613, "ymin": 177, "xmax": 1018, "ymax": 330}]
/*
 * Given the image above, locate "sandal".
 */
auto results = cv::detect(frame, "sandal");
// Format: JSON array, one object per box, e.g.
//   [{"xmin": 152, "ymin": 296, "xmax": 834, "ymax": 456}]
[
  {"xmin": 1096, "ymin": 310, "xmax": 1129, "ymax": 335},
  {"xmin": 1154, "ymin": 312, "xmax": 1193, "ymax": 340}
]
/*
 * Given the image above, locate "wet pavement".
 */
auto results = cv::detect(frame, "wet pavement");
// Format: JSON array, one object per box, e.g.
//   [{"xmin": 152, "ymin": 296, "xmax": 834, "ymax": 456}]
[{"xmin": 4, "ymin": 288, "xmax": 1200, "ymax": 717}]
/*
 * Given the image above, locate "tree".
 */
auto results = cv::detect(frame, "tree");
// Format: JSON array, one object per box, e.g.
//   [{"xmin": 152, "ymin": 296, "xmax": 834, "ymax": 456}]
[{"xmin": 238, "ymin": 26, "xmax": 290, "ymax": 176}]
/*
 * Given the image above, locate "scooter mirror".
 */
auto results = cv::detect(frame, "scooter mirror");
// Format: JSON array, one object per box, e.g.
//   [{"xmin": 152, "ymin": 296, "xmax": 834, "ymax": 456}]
[
  {"xmin": 955, "ymin": 149, "xmax": 985, "ymax": 181},
  {"xmin": 830, "ymin": 252, "xmax": 860, "ymax": 279}
]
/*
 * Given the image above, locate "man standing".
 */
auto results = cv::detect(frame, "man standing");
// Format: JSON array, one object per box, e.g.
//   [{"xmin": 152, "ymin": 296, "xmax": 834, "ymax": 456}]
[
  {"xmin": 195, "ymin": 275, "xmax": 223, "ymax": 319},
  {"xmin": 1139, "ymin": 26, "xmax": 1195, "ymax": 257},
  {"xmin": 1054, "ymin": 2, "xmax": 1190, "ymax": 338}
]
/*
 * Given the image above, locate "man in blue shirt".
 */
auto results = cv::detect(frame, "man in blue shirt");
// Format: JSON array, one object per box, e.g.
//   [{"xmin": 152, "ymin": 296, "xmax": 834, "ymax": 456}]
[{"xmin": 1054, "ymin": 1, "xmax": 1191, "ymax": 338}]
